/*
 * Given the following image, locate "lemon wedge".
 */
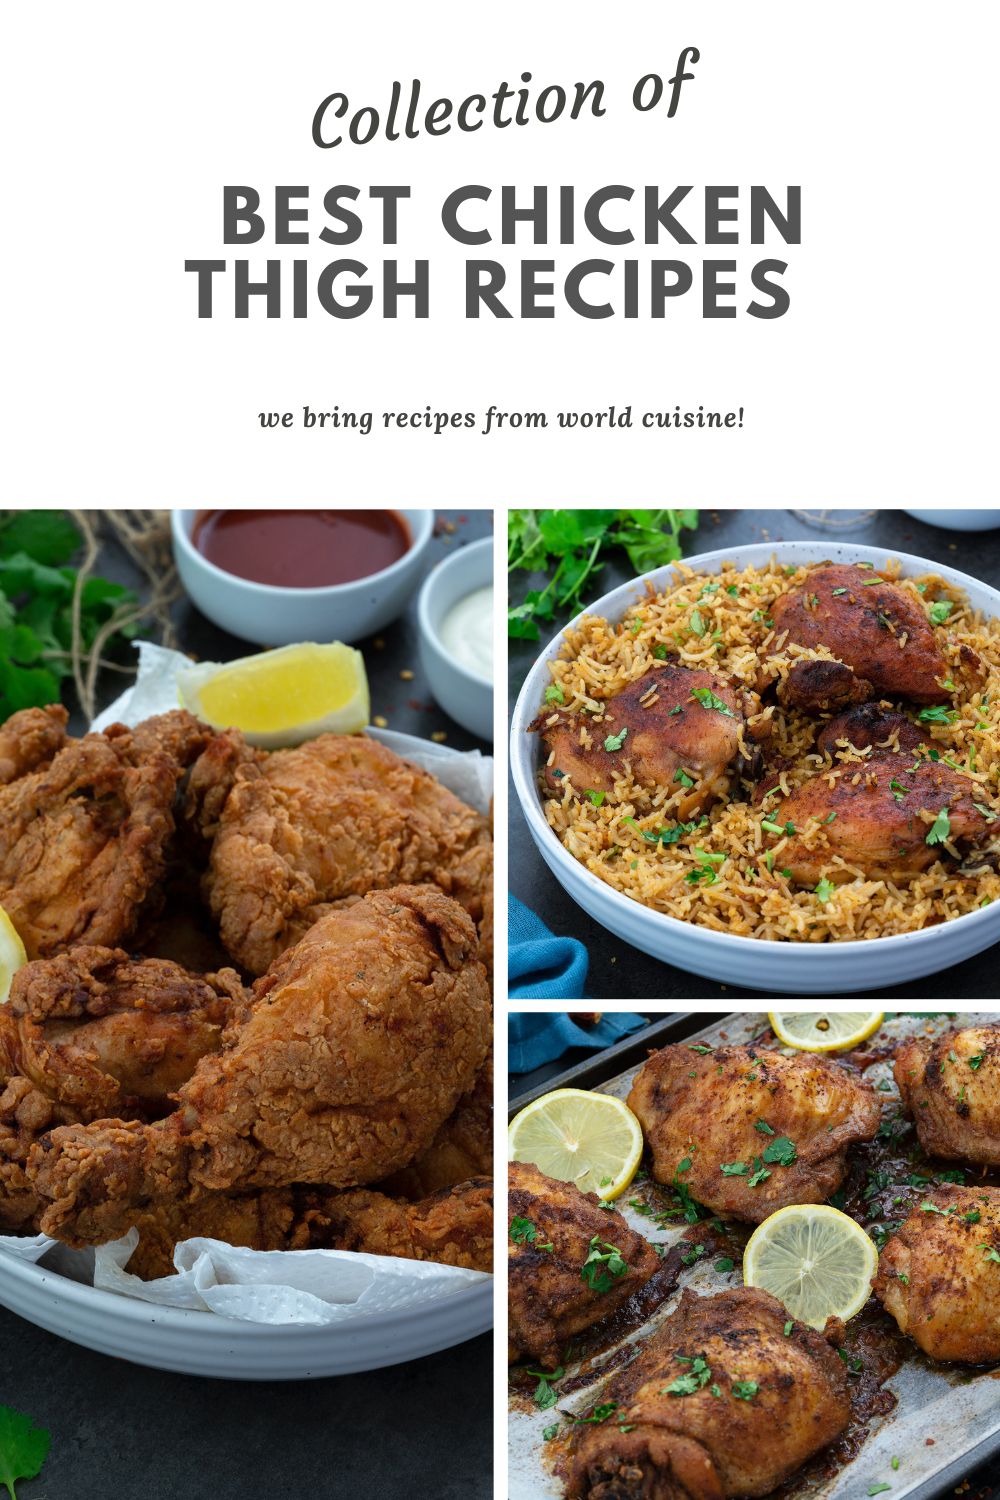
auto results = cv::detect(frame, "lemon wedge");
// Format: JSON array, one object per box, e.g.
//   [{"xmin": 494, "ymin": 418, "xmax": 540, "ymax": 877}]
[
  {"xmin": 508, "ymin": 1088, "xmax": 644, "ymax": 1198},
  {"xmin": 768, "ymin": 1012, "xmax": 884, "ymax": 1053},
  {"xmin": 0, "ymin": 908, "xmax": 27, "ymax": 1004},
  {"xmin": 177, "ymin": 642, "xmax": 370, "ymax": 749},
  {"xmin": 743, "ymin": 1204, "xmax": 878, "ymax": 1328}
]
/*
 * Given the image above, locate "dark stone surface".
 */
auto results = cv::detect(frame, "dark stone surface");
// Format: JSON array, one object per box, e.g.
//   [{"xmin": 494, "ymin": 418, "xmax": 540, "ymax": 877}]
[
  {"xmin": 508, "ymin": 507, "xmax": 1000, "ymax": 1001},
  {"xmin": 0, "ymin": 507, "xmax": 493, "ymax": 1499}
]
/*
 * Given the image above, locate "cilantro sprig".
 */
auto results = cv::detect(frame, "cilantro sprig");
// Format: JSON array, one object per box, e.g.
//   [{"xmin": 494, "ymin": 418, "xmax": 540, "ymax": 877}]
[
  {"xmin": 508, "ymin": 509, "xmax": 698, "ymax": 639},
  {"xmin": 0, "ymin": 511, "xmax": 138, "ymax": 718},
  {"xmin": 0, "ymin": 1407, "xmax": 50, "ymax": 1500}
]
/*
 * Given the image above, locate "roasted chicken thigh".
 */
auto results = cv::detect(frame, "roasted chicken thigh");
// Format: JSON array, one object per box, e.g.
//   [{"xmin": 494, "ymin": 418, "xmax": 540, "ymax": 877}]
[
  {"xmin": 627, "ymin": 1043, "xmax": 881, "ymax": 1222},
  {"xmin": 873, "ymin": 1185, "xmax": 1000, "ymax": 1362},
  {"xmin": 566, "ymin": 1287, "xmax": 851, "ymax": 1500},
  {"xmin": 894, "ymin": 1026, "xmax": 1000, "ymax": 1165}
]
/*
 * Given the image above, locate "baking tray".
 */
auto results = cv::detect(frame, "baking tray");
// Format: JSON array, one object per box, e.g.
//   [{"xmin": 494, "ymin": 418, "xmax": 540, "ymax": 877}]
[{"xmin": 508, "ymin": 1011, "xmax": 1000, "ymax": 1500}]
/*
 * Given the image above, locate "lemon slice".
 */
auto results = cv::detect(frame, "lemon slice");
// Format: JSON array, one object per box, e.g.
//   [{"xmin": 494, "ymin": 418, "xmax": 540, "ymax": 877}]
[
  {"xmin": 177, "ymin": 642, "xmax": 370, "ymax": 749},
  {"xmin": 508, "ymin": 1088, "xmax": 644, "ymax": 1198},
  {"xmin": 768, "ymin": 1012, "xmax": 884, "ymax": 1053},
  {"xmin": 0, "ymin": 908, "xmax": 27, "ymax": 1004},
  {"xmin": 743, "ymin": 1204, "xmax": 878, "ymax": 1329}
]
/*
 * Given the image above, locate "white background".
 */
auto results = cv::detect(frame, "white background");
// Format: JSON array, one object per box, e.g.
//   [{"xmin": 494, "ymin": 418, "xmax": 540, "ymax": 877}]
[{"xmin": 2, "ymin": 0, "xmax": 997, "ymax": 503}]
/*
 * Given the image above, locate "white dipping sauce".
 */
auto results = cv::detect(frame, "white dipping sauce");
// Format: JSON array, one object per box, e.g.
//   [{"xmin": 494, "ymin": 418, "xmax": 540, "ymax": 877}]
[{"xmin": 439, "ymin": 585, "xmax": 493, "ymax": 681}]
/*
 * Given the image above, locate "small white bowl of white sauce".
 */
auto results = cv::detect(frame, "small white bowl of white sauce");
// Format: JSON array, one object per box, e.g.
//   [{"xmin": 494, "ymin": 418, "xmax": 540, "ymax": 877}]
[{"xmin": 417, "ymin": 535, "xmax": 493, "ymax": 742}]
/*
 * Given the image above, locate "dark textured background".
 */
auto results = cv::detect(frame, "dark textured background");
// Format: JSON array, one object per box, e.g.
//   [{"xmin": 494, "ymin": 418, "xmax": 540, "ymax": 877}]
[
  {"xmin": 0, "ymin": 508, "xmax": 493, "ymax": 1500},
  {"xmin": 508, "ymin": 507, "xmax": 1000, "ymax": 1002}
]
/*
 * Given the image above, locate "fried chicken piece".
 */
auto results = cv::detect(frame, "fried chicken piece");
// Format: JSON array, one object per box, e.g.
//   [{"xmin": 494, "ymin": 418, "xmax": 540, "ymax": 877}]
[
  {"xmin": 894, "ymin": 1026, "xmax": 1000, "ymax": 1165},
  {"xmin": 0, "ymin": 948, "xmax": 243, "ymax": 1232},
  {"xmin": 300, "ymin": 1177, "xmax": 493, "ymax": 1272},
  {"xmin": 566, "ymin": 1287, "xmax": 851, "ymax": 1499},
  {"xmin": 0, "ymin": 705, "xmax": 69, "ymax": 784},
  {"xmin": 191, "ymin": 732, "xmax": 492, "ymax": 975},
  {"xmin": 0, "ymin": 726, "xmax": 184, "ymax": 959},
  {"xmin": 768, "ymin": 705, "xmax": 994, "ymax": 885},
  {"xmin": 28, "ymin": 886, "xmax": 491, "ymax": 1247},
  {"xmin": 776, "ymin": 658, "xmax": 872, "ymax": 714},
  {"xmin": 627, "ymin": 1044, "xmax": 880, "ymax": 1223},
  {"xmin": 873, "ymin": 1185, "xmax": 1000, "ymax": 1362},
  {"xmin": 106, "ymin": 709, "xmax": 215, "ymax": 771},
  {"xmin": 508, "ymin": 1161, "xmax": 661, "ymax": 1370},
  {"xmin": 770, "ymin": 563, "xmax": 950, "ymax": 703},
  {"xmin": 122, "ymin": 1187, "xmax": 300, "ymax": 1280},
  {"xmin": 535, "ymin": 664, "xmax": 765, "ymax": 815},
  {"xmin": 381, "ymin": 1051, "xmax": 492, "ymax": 1199}
]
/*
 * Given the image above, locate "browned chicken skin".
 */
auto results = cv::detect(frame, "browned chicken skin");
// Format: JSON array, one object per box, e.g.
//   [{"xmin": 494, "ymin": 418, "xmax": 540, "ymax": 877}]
[
  {"xmin": 627, "ymin": 1044, "xmax": 881, "ymax": 1222},
  {"xmin": 776, "ymin": 658, "xmax": 872, "ymax": 714},
  {"xmin": 189, "ymin": 731, "xmax": 492, "ymax": 975},
  {"xmin": 381, "ymin": 1051, "xmax": 493, "ymax": 1200},
  {"xmin": 767, "ymin": 704, "xmax": 994, "ymax": 885},
  {"xmin": 28, "ymin": 886, "xmax": 491, "ymax": 1247},
  {"xmin": 0, "ymin": 728, "xmax": 184, "ymax": 960},
  {"xmin": 301, "ymin": 1177, "xmax": 493, "ymax": 1272},
  {"xmin": 566, "ymin": 1287, "xmax": 851, "ymax": 1500},
  {"xmin": 536, "ymin": 664, "xmax": 764, "ymax": 814},
  {"xmin": 771, "ymin": 563, "xmax": 950, "ymax": 703},
  {"xmin": 508, "ymin": 1161, "xmax": 661, "ymax": 1369},
  {"xmin": 894, "ymin": 1026, "xmax": 1000, "ymax": 1165},
  {"xmin": 873, "ymin": 1185, "xmax": 1000, "ymax": 1362},
  {"xmin": 0, "ymin": 948, "xmax": 243, "ymax": 1232},
  {"xmin": 0, "ymin": 705, "xmax": 69, "ymax": 784}
]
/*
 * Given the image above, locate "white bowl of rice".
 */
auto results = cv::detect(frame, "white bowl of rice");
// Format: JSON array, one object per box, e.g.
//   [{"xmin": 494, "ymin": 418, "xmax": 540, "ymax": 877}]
[{"xmin": 510, "ymin": 541, "xmax": 1000, "ymax": 995}]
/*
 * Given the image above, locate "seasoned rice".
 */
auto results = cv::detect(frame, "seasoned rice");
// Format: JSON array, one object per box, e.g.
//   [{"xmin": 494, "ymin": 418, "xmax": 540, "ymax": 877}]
[{"xmin": 535, "ymin": 558, "xmax": 1000, "ymax": 941}]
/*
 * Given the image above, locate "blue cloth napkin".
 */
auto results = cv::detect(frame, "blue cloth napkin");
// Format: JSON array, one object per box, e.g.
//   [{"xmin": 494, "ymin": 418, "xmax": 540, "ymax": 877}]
[
  {"xmin": 509, "ymin": 1011, "xmax": 649, "ymax": 1073},
  {"xmin": 508, "ymin": 894, "xmax": 590, "ymax": 998}
]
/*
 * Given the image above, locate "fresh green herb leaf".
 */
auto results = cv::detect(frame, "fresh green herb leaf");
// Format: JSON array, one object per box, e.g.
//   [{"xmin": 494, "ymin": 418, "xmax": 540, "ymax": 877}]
[
  {"xmin": 731, "ymin": 1380, "xmax": 759, "ymax": 1400},
  {"xmin": 890, "ymin": 778, "xmax": 908, "ymax": 804},
  {"xmin": 584, "ymin": 789, "xmax": 606, "ymax": 807},
  {"xmin": 762, "ymin": 1136, "xmax": 797, "ymax": 1166},
  {"xmin": 917, "ymin": 705, "xmax": 957, "ymax": 725},
  {"xmin": 831, "ymin": 587, "xmax": 848, "ymax": 596},
  {"xmin": 754, "ymin": 1120, "xmax": 776, "ymax": 1136},
  {"xmin": 690, "ymin": 688, "xmax": 736, "ymax": 717},
  {"xmin": 654, "ymin": 644, "xmax": 668, "ymax": 660},
  {"xmin": 542, "ymin": 1423, "xmax": 560, "ymax": 1440},
  {"xmin": 928, "ymin": 600, "xmax": 953, "ymax": 625},
  {"xmin": 0, "ymin": 1407, "xmax": 51, "ymax": 1500},
  {"xmin": 968, "ymin": 1054, "xmax": 985, "ymax": 1071},
  {"xmin": 674, "ymin": 768, "xmax": 695, "ymax": 788},
  {"xmin": 604, "ymin": 727, "xmax": 629, "ymax": 752},
  {"xmin": 714, "ymin": 1256, "xmax": 735, "ymax": 1273},
  {"xmin": 681, "ymin": 1243, "xmax": 704, "ymax": 1267},
  {"xmin": 689, "ymin": 609, "xmax": 706, "ymax": 638},
  {"xmin": 720, "ymin": 1161, "xmax": 748, "ymax": 1177},
  {"xmin": 783, "ymin": 1321, "xmax": 794, "ymax": 1336},
  {"xmin": 747, "ymin": 1158, "xmax": 771, "ymax": 1188},
  {"xmin": 867, "ymin": 1484, "xmax": 892, "ymax": 1497},
  {"xmin": 981, "ymin": 1244, "xmax": 1000, "ymax": 1263},
  {"xmin": 580, "ymin": 1236, "xmax": 629, "ymax": 1294},
  {"xmin": 688, "ymin": 1045, "xmax": 713, "ymax": 1055},
  {"xmin": 544, "ymin": 684, "xmax": 566, "ymax": 705},
  {"xmin": 815, "ymin": 877, "xmax": 837, "ymax": 904},
  {"xmin": 510, "ymin": 1217, "xmax": 539, "ymax": 1245},
  {"xmin": 925, "ymin": 807, "xmax": 951, "ymax": 846}
]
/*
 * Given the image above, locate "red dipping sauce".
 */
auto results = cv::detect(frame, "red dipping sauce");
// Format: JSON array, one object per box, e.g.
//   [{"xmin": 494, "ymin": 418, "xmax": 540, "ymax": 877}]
[{"xmin": 192, "ymin": 510, "xmax": 411, "ymax": 589}]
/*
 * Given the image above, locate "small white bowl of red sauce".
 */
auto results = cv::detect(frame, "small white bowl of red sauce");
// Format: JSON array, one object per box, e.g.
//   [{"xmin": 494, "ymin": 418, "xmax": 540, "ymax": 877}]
[
  {"xmin": 171, "ymin": 509, "xmax": 433, "ymax": 646},
  {"xmin": 418, "ymin": 535, "xmax": 494, "ymax": 742}
]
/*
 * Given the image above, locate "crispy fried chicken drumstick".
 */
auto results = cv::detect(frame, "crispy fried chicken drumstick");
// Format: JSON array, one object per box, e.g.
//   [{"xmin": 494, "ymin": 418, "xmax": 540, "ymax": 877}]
[
  {"xmin": 508, "ymin": 1161, "xmax": 661, "ymax": 1369},
  {"xmin": 188, "ymin": 731, "xmax": 492, "ymax": 975},
  {"xmin": 0, "ymin": 705, "xmax": 69, "ymax": 784},
  {"xmin": 0, "ymin": 947, "xmax": 243, "ymax": 1232},
  {"xmin": 566, "ymin": 1287, "xmax": 851, "ymax": 1500},
  {"xmin": 301, "ymin": 1177, "xmax": 493, "ymax": 1272},
  {"xmin": 873, "ymin": 1184, "xmax": 1000, "ymax": 1362},
  {"xmin": 28, "ymin": 886, "xmax": 491, "ymax": 1247},
  {"xmin": 381, "ymin": 1051, "xmax": 493, "ymax": 1200},
  {"xmin": 894, "ymin": 1025, "xmax": 1000, "ymax": 1165},
  {"xmin": 627, "ymin": 1043, "xmax": 881, "ymax": 1222}
]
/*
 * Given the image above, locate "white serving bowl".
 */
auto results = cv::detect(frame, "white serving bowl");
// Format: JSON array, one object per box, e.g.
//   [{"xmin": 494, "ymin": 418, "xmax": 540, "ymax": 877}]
[
  {"xmin": 510, "ymin": 540, "xmax": 1000, "ymax": 995},
  {"xmin": 417, "ymin": 535, "xmax": 493, "ymax": 742},
  {"xmin": 171, "ymin": 509, "xmax": 434, "ymax": 646},
  {"xmin": 0, "ymin": 1248, "xmax": 490, "ymax": 1380},
  {"xmin": 904, "ymin": 509, "xmax": 1000, "ymax": 533}
]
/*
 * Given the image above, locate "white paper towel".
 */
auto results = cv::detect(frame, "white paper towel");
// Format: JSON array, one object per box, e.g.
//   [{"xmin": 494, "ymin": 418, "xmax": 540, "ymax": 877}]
[{"xmin": 0, "ymin": 641, "xmax": 493, "ymax": 1321}]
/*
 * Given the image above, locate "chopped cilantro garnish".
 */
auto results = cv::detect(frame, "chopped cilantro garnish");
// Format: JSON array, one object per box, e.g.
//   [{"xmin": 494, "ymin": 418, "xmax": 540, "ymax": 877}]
[
  {"xmin": 755, "ymin": 1120, "xmax": 776, "ymax": 1136},
  {"xmin": 690, "ymin": 687, "xmax": 736, "ymax": 717},
  {"xmin": 762, "ymin": 1136, "xmax": 797, "ymax": 1166},
  {"xmin": 925, "ymin": 807, "xmax": 951, "ymax": 846},
  {"xmin": 580, "ymin": 1235, "xmax": 629, "ymax": 1293},
  {"xmin": 674, "ymin": 768, "xmax": 695, "ymax": 788},
  {"xmin": 544, "ymin": 684, "xmax": 565, "ymax": 704},
  {"xmin": 917, "ymin": 705, "xmax": 957, "ymax": 725},
  {"xmin": 815, "ymin": 877, "xmax": 836, "ymax": 904},
  {"xmin": 604, "ymin": 727, "xmax": 629, "ymax": 752},
  {"xmin": 731, "ymin": 1380, "xmax": 759, "ymax": 1401},
  {"xmin": 689, "ymin": 609, "xmax": 706, "ymax": 638},
  {"xmin": 584, "ymin": 789, "xmax": 606, "ymax": 807},
  {"xmin": 928, "ymin": 600, "xmax": 953, "ymax": 625}
]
